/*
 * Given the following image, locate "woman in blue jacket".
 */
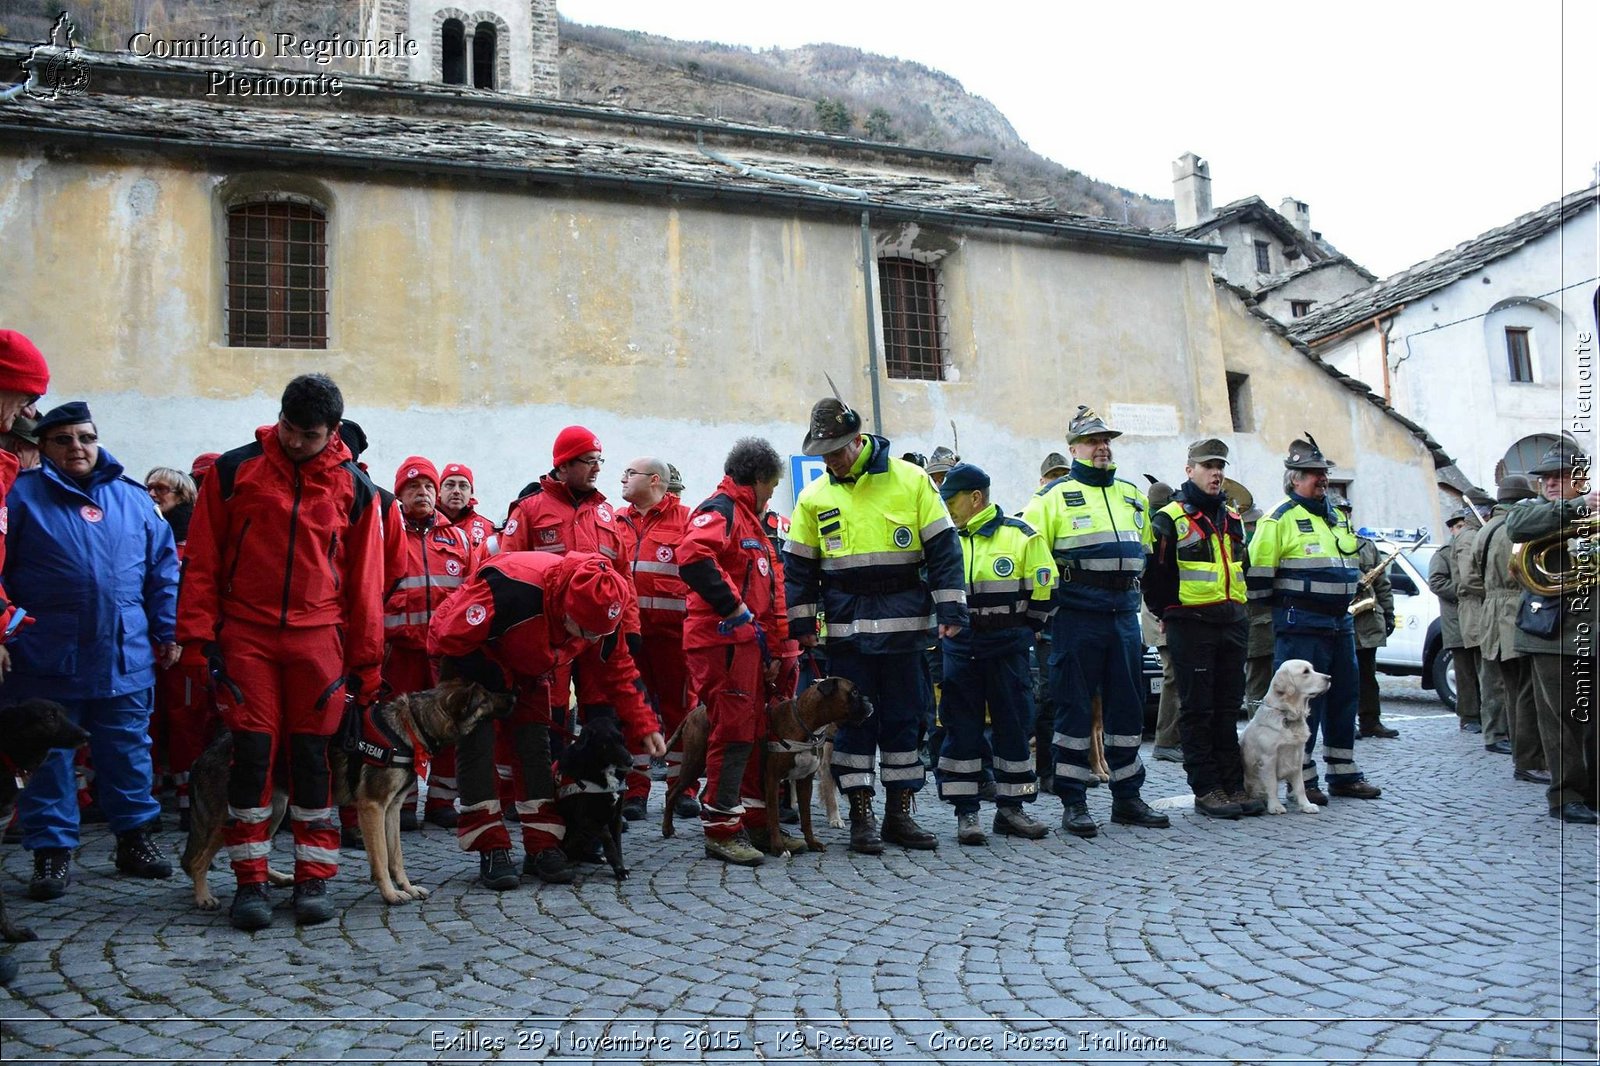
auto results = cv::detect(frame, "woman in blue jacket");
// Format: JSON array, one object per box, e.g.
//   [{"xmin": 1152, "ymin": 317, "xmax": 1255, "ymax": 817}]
[{"xmin": 5, "ymin": 402, "xmax": 180, "ymax": 900}]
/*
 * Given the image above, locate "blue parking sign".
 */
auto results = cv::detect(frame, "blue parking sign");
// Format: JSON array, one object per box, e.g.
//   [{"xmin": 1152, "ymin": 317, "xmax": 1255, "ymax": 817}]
[{"xmin": 790, "ymin": 455, "xmax": 827, "ymax": 507}]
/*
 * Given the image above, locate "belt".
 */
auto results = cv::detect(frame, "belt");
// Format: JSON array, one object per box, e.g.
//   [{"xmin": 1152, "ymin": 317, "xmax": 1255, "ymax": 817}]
[
  {"xmin": 1062, "ymin": 569, "xmax": 1138, "ymax": 591},
  {"xmin": 825, "ymin": 573, "xmax": 923, "ymax": 596},
  {"xmin": 1279, "ymin": 597, "xmax": 1347, "ymax": 618}
]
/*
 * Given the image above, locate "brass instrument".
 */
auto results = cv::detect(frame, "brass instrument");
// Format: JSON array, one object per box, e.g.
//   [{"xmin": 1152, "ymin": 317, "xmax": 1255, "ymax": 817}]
[
  {"xmin": 1509, "ymin": 516, "xmax": 1600, "ymax": 596},
  {"xmin": 1349, "ymin": 543, "xmax": 1406, "ymax": 616}
]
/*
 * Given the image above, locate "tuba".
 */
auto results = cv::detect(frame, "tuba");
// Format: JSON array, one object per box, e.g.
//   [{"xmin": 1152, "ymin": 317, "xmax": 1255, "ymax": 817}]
[{"xmin": 1509, "ymin": 516, "xmax": 1600, "ymax": 596}]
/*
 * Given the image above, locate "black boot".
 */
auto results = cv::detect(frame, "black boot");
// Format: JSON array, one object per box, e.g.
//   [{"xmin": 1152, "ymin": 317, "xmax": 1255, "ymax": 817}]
[
  {"xmin": 229, "ymin": 882, "xmax": 273, "ymax": 931},
  {"xmin": 880, "ymin": 789, "xmax": 937, "ymax": 850},
  {"xmin": 28, "ymin": 849, "xmax": 70, "ymax": 901},
  {"xmin": 1061, "ymin": 800, "xmax": 1098, "ymax": 838},
  {"xmin": 1111, "ymin": 795, "xmax": 1171, "ymax": 828},
  {"xmin": 114, "ymin": 824, "xmax": 173, "ymax": 880},
  {"xmin": 847, "ymin": 791, "xmax": 883, "ymax": 855}
]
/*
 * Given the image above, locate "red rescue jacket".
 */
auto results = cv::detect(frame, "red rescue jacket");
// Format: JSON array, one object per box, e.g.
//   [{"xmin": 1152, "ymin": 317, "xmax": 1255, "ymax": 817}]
[
  {"xmin": 384, "ymin": 512, "xmax": 481, "ymax": 651},
  {"xmin": 500, "ymin": 475, "xmax": 638, "ymax": 635},
  {"xmin": 449, "ymin": 507, "xmax": 498, "ymax": 554},
  {"xmin": 617, "ymin": 493, "xmax": 689, "ymax": 640},
  {"xmin": 425, "ymin": 551, "xmax": 655, "ymax": 743},
  {"xmin": 176, "ymin": 425, "xmax": 385, "ymax": 694},
  {"xmin": 678, "ymin": 477, "xmax": 787, "ymax": 651},
  {"xmin": 0, "ymin": 449, "xmax": 19, "ymax": 633}
]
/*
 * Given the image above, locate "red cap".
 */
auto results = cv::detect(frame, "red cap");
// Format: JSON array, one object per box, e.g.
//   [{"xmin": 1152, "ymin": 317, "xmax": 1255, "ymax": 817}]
[
  {"xmin": 561, "ymin": 555, "xmax": 628, "ymax": 638},
  {"xmin": 190, "ymin": 452, "xmax": 221, "ymax": 479},
  {"xmin": 552, "ymin": 425, "xmax": 601, "ymax": 469},
  {"xmin": 0, "ymin": 330, "xmax": 50, "ymax": 397},
  {"xmin": 440, "ymin": 462, "xmax": 474, "ymax": 487},
  {"xmin": 394, "ymin": 455, "xmax": 440, "ymax": 496}
]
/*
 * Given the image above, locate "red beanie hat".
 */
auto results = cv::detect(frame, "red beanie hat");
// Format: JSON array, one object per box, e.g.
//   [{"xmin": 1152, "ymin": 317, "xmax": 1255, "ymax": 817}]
[
  {"xmin": 0, "ymin": 330, "xmax": 51, "ymax": 397},
  {"xmin": 440, "ymin": 462, "xmax": 474, "ymax": 488},
  {"xmin": 562, "ymin": 555, "xmax": 629, "ymax": 638},
  {"xmin": 394, "ymin": 455, "xmax": 440, "ymax": 496},
  {"xmin": 190, "ymin": 452, "xmax": 222, "ymax": 479},
  {"xmin": 552, "ymin": 425, "xmax": 601, "ymax": 469}
]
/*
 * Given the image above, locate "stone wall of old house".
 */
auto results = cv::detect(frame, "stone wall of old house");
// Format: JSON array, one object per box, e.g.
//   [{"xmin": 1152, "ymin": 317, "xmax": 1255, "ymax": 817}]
[
  {"xmin": 0, "ymin": 148, "xmax": 1441, "ymax": 528},
  {"xmin": 1262, "ymin": 262, "xmax": 1374, "ymax": 325}
]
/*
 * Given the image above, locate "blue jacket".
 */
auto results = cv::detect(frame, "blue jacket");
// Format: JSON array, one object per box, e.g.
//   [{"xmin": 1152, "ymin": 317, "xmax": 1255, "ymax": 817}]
[{"xmin": 3, "ymin": 450, "xmax": 179, "ymax": 699}]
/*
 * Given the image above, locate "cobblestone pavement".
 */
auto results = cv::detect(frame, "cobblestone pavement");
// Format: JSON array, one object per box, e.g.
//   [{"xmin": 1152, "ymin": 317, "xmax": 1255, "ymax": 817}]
[{"xmin": 1, "ymin": 677, "xmax": 1596, "ymax": 1064}]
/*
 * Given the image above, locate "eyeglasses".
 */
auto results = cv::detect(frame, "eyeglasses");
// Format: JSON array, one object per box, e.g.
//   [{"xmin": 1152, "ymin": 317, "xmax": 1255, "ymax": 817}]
[
  {"xmin": 574, "ymin": 456, "xmax": 604, "ymax": 468},
  {"xmin": 147, "ymin": 485, "xmax": 176, "ymax": 497},
  {"xmin": 45, "ymin": 432, "xmax": 97, "ymax": 447},
  {"xmin": 622, "ymin": 469, "xmax": 655, "ymax": 479}
]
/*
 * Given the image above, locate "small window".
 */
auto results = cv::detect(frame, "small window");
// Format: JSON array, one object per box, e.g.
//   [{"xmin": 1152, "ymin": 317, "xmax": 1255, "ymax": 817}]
[
  {"xmin": 472, "ymin": 21, "xmax": 496, "ymax": 89},
  {"xmin": 1254, "ymin": 240, "xmax": 1271, "ymax": 273},
  {"xmin": 1290, "ymin": 300, "xmax": 1313, "ymax": 318},
  {"xmin": 1388, "ymin": 561, "xmax": 1419, "ymax": 598},
  {"xmin": 441, "ymin": 19, "xmax": 466, "ymax": 85},
  {"xmin": 1226, "ymin": 371, "xmax": 1253, "ymax": 432},
  {"xmin": 878, "ymin": 257, "xmax": 946, "ymax": 381},
  {"xmin": 226, "ymin": 200, "xmax": 328, "ymax": 349},
  {"xmin": 1506, "ymin": 327, "xmax": 1533, "ymax": 382}
]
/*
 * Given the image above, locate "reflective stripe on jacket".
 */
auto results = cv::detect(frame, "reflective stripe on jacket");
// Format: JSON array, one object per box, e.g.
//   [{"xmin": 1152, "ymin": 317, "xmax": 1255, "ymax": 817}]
[
  {"xmin": 783, "ymin": 435, "xmax": 967, "ymax": 653},
  {"xmin": 1146, "ymin": 496, "xmax": 1247, "ymax": 617},
  {"xmin": 1245, "ymin": 495, "xmax": 1361, "ymax": 619},
  {"xmin": 943, "ymin": 502, "xmax": 1056, "ymax": 657},
  {"xmin": 383, "ymin": 514, "xmax": 480, "ymax": 649},
  {"xmin": 618, "ymin": 494, "xmax": 690, "ymax": 639},
  {"xmin": 499, "ymin": 475, "xmax": 638, "ymax": 636},
  {"xmin": 1021, "ymin": 460, "xmax": 1150, "ymax": 613},
  {"xmin": 678, "ymin": 478, "xmax": 786, "ymax": 651}
]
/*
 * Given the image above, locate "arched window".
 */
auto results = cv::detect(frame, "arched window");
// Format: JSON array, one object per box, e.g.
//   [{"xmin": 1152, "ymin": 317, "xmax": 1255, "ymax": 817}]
[
  {"xmin": 441, "ymin": 18, "xmax": 466, "ymax": 85},
  {"xmin": 225, "ymin": 199, "xmax": 328, "ymax": 349},
  {"xmin": 1501, "ymin": 434, "xmax": 1571, "ymax": 481},
  {"xmin": 472, "ymin": 21, "xmax": 497, "ymax": 89}
]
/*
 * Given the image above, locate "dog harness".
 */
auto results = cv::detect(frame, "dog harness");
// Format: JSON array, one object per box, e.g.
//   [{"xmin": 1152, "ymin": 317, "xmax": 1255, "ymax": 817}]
[
  {"xmin": 556, "ymin": 773, "xmax": 625, "ymax": 799},
  {"xmin": 356, "ymin": 705, "xmax": 431, "ymax": 769},
  {"xmin": 765, "ymin": 699, "xmax": 829, "ymax": 781}
]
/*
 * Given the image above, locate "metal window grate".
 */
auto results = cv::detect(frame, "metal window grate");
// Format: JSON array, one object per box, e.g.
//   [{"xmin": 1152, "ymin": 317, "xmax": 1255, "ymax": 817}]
[
  {"xmin": 226, "ymin": 201, "xmax": 327, "ymax": 349},
  {"xmin": 878, "ymin": 257, "xmax": 946, "ymax": 381}
]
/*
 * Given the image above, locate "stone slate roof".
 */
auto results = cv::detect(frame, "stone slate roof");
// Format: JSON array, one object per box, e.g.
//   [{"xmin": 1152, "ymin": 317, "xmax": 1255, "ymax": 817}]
[
  {"xmin": 0, "ymin": 45, "xmax": 1219, "ymax": 258},
  {"xmin": 1291, "ymin": 186, "xmax": 1599, "ymax": 343},
  {"xmin": 1177, "ymin": 196, "xmax": 1339, "ymax": 261},
  {"xmin": 1252, "ymin": 255, "xmax": 1377, "ymax": 298},
  {"xmin": 1216, "ymin": 279, "xmax": 1460, "ymax": 474}
]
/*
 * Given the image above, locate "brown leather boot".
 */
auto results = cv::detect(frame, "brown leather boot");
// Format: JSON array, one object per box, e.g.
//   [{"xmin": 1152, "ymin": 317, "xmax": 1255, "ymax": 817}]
[
  {"xmin": 880, "ymin": 789, "xmax": 938, "ymax": 850},
  {"xmin": 847, "ymin": 790, "xmax": 883, "ymax": 855}
]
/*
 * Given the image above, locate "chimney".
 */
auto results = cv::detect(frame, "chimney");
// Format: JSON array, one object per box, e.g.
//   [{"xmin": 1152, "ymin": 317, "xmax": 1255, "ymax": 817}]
[
  {"xmin": 1280, "ymin": 197, "xmax": 1313, "ymax": 237},
  {"xmin": 1173, "ymin": 152, "xmax": 1212, "ymax": 229}
]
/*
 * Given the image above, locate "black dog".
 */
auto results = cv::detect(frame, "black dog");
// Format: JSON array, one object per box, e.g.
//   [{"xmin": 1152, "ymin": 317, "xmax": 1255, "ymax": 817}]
[
  {"xmin": 555, "ymin": 716, "xmax": 633, "ymax": 880},
  {"xmin": 0, "ymin": 699, "xmax": 90, "ymax": 981}
]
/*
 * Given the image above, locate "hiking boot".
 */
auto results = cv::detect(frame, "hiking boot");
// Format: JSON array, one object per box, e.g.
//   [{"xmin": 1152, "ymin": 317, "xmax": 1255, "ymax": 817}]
[
  {"xmin": 1111, "ymin": 796, "xmax": 1171, "ymax": 828},
  {"xmin": 1302, "ymin": 785, "xmax": 1330, "ymax": 806},
  {"xmin": 292, "ymin": 879, "xmax": 335, "ymax": 926},
  {"xmin": 705, "ymin": 831, "xmax": 765, "ymax": 866},
  {"xmin": 672, "ymin": 793, "xmax": 702, "ymax": 819},
  {"xmin": 993, "ymin": 806, "xmax": 1048, "ymax": 840},
  {"xmin": 479, "ymin": 848, "xmax": 519, "ymax": 890},
  {"xmin": 28, "ymin": 849, "xmax": 70, "ymax": 901},
  {"xmin": 880, "ymin": 789, "xmax": 937, "ymax": 850},
  {"xmin": 847, "ymin": 791, "xmax": 883, "ymax": 855},
  {"xmin": 1229, "ymin": 789, "xmax": 1267, "ymax": 817},
  {"xmin": 524, "ymin": 847, "xmax": 575, "ymax": 885},
  {"xmin": 1194, "ymin": 790, "xmax": 1243, "ymax": 820},
  {"xmin": 1330, "ymin": 779, "xmax": 1382, "ymax": 800},
  {"xmin": 620, "ymin": 797, "xmax": 647, "ymax": 822},
  {"xmin": 1153, "ymin": 745, "xmax": 1184, "ymax": 763},
  {"xmin": 424, "ymin": 805, "xmax": 458, "ymax": 829},
  {"xmin": 339, "ymin": 825, "xmax": 364, "ymax": 851},
  {"xmin": 228, "ymin": 882, "xmax": 273, "ymax": 931},
  {"xmin": 759, "ymin": 828, "xmax": 808, "ymax": 855},
  {"xmin": 399, "ymin": 807, "xmax": 420, "ymax": 832},
  {"xmin": 114, "ymin": 825, "xmax": 173, "ymax": 880},
  {"xmin": 956, "ymin": 811, "xmax": 987, "ymax": 846},
  {"xmin": 1358, "ymin": 720, "xmax": 1400, "ymax": 739},
  {"xmin": 1061, "ymin": 801, "xmax": 1098, "ymax": 838}
]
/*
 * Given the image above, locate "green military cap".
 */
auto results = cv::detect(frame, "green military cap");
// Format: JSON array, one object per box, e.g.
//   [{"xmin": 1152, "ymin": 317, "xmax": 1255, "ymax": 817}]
[
  {"xmin": 1188, "ymin": 438, "xmax": 1229, "ymax": 463},
  {"xmin": 1040, "ymin": 451, "xmax": 1070, "ymax": 479},
  {"xmin": 925, "ymin": 445, "xmax": 959, "ymax": 476},
  {"xmin": 1527, "ymin": 441, "xmax": 1589, "ymax": 477}
]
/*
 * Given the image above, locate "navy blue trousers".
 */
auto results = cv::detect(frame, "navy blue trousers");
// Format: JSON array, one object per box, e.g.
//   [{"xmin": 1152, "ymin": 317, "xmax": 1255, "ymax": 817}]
[
  {"xmin": 937, "ymin": 640, "xmax": 1037, "ymax": 814},
  {"xmin": 827, "ymin": 647, "xmax": 928, "ymax": 794},
  {"xmin": 1049, "ymin": 609, "xmax": 1147, "ymax": 801}
]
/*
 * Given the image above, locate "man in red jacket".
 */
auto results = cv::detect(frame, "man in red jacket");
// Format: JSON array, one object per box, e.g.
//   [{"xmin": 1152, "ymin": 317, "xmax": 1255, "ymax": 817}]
[
  {"xmin": 617, "ymin": 455, "xmax": 696, "ymax": 822},
  {"xmin": 0, "ymin": 330, "xmax": 49, "ymax": 663},
  {"xmin": 428, "ymin": 552, "xmax": 666, "ymax": 888},
  {"xmin": 177, "ymin": 374, "xmax": 385, "ymax": 930},
  {"xmin": 384, "ymin": 456, "xmax": 483, "ymax": 828},
  {"xmin": 678, "ymin": 438, "xmax": 791, "ymax": 866},
  {"xmin": 438, "ymin": 462, "xmax": 498, "ymax": 554}
]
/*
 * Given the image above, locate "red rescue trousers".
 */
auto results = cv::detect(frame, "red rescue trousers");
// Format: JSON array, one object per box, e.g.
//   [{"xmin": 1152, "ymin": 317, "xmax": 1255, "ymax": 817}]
[
  {"xmin": 688, "ymin": 642, "xmax": 766, "ymax": 840},
  {"xmin": 627, "ymin": 633, "xmax": 695, "ymax": 803},
  {"xmin": 157, "ymin": 647, "xmax": 220, "ymax": 812},
  {"xmin": 218, "ymin": 621, "xmax": 345, "ymax": 885},
  {"xmin": 455, "ymin": 678, "xmax": 566, "ymax": 855}
]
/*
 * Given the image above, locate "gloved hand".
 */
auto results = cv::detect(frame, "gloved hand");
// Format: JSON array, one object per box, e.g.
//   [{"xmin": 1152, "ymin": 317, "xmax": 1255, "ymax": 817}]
[
  {"xmin": 718, "ymin": 604, "xmax": 754, "ymax": 635},
  {"xmin": 1384, "ymin": 619, "xmax": 1396, "ymax": 637},
  {"xmin": 204, "ymin": 642, "xmax": 243, "ymax": 703}
]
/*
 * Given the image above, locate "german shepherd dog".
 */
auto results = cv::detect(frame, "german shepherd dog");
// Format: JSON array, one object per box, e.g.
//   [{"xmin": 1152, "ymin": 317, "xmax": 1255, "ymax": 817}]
[
  {"xmin": 555, "ymin": 715, "xmax": 634, "ymax": 880},
  {"xmin": 0, "ymin": 700, "xmax": 90, "ymax": 943},
  {"xmin": 662, "ymin": 677, "xmax": 874, "ymax": 854},
  {"xmin": 182, "ymin": 681, "xmax": 509, "ymax": 909}
]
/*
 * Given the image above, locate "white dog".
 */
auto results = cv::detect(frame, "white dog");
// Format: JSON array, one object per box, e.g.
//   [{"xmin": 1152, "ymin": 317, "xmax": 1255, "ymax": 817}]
[{"xmin": 1240, "ymin": 659, "xmax": 1331, "ymax": 815}]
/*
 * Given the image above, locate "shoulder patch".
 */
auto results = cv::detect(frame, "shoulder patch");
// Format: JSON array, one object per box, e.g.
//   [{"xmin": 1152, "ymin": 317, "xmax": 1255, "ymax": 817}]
[
  {"xmin": 1062, "ymin": 490, "xmax": 1086, "ymax": 507},
  {"xmin": 1296, "ymin": 518, "xmax": 1315, "ymax": 534},
  {"xmin": 1269, "ymin": 500, "xmax": 1297, "ymax": 521}
]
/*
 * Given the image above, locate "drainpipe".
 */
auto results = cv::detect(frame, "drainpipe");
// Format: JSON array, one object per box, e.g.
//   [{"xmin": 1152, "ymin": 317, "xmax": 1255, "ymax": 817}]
[
  {"xmin": 696, "ymin": 135, "xmax": 884, "ymax": 433},
  {"xmin": 1375, "ymin": 315, "xmax": 1395, "ymax": 403}
]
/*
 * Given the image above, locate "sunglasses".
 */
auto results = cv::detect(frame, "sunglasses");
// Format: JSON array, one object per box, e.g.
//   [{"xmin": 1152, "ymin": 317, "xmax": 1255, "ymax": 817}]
[{"xmin": 45, "ymin": 432, "xmax": 98, "ymax": 447}]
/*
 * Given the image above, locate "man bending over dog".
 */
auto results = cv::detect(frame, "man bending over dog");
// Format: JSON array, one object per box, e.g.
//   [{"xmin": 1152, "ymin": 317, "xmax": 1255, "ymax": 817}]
[
  {"xmin": 177, "ymin": 374, "xmax": 386, "ymax": 930},
  {"xmin": 427, "ymin": 552, "xmax": 665, "ymax": 888},
  {"xmin": 677, "ymin": 437, "xmax": 790, "ymax": 865},
  {"xmin": 934, "ymin": 463, "xmax": 1057, "ymax": 845},
  {"xmin": 1144, "ymin": 439, "xmax": 1263, "ymax": 821},
  {"xmin": 1245, "ymin": 437, "xmax": 1382, "ymax": 806}
]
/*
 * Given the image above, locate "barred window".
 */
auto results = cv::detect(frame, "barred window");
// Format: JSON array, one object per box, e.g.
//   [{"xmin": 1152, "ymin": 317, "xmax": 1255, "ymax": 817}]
[
  {"xmin": 878, "ymin": 256, "xmax": 946, "ymax": 381},
  {"xmin": 225, "ymin": 200, "xmax": 328, "ymax": 349}
]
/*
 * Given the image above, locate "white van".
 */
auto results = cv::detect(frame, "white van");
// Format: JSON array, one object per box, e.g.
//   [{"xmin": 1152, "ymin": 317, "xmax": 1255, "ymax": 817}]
[{"xmin": 1372, "ymin": 539, "xmax": 1455, "ymax": 709}]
